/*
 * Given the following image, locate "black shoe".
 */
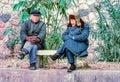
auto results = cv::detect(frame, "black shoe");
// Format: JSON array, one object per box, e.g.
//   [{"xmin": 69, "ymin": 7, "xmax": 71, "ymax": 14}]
[
  {"xmin": 67, "ymin": 64, "xmax": 76, "ymax": 72},
  {"xmin": 17, "ymin": 52, "xmax": 25, "ymax": 59},
  {"xmin": 81, "ymin": 54, "xmax": 88, "ymax": 57},
  {"xmin": 51, "ymin": 54, "xmax": 59, "ymax": 61},
  {"xmin": 29, "ymin": 63, "xmax": 37, "ymax": 70}
]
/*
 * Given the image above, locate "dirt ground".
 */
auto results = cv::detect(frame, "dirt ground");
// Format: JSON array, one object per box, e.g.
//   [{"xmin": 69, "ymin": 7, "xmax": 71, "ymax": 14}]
[{"xmin": 0, "ymin": 56, "xmax": 120, "ymax": 70}]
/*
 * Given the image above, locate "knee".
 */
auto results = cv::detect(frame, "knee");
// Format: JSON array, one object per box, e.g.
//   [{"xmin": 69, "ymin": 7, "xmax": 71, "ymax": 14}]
[
  {"xmin": 32, "ymin": 45, "xmax": 38, "ymax": 50},
  {"xmin": 65, "ymin": 48, "xmax": 69, "ymax": 53}
]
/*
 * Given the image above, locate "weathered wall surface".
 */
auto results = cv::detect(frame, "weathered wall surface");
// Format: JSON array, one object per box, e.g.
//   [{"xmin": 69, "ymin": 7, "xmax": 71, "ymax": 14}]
[
  {"xmin": 0, "ymin": 0, "xmax": 19, "ymax": 58},
  {"xmin": 0, "ymin": 68, "xmax": 120, "ymax": 82},
  {"xmin": 0, "ymin": 0, "xmax": 101, "ymax": 60}
]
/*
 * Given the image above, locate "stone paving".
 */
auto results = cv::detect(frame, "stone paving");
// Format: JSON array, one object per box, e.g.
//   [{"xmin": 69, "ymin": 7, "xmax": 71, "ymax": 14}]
[
  {"xmin": 0, "ymin": 57, "xmax": 120, "ymax": 82},
  {"xmin": 0, "ymin": 68, "xmax": 120, "ymax": 82}
]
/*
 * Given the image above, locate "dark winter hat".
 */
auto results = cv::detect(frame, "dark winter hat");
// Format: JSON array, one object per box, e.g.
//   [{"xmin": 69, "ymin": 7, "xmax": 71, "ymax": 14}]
[
  {"xmin": 30, "ymin": 10, "xmax": 41, "ymax": 16},
  {"xmin": 69, "ymin": 14, "xmax": 76, "ymax": 19}
]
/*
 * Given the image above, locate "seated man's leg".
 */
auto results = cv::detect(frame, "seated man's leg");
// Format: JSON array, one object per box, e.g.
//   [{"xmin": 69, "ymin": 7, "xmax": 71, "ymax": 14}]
[
  {"xmin": 23, "ymin": 41, "xmax": 32, "ymax": 53},
  {"xmin": 29, "ymin": 44, "xmax": 38, "ymax": 70},
  {"xmin": 18, "ymin": 41, "xmax": 32, "ymax": 59}
]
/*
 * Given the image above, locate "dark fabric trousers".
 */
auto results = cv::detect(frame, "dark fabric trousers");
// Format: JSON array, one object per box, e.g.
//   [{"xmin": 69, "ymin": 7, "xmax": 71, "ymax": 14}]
[{"xmin": 56, "ymin": 44, "xmax": 74, "ymax": 64}]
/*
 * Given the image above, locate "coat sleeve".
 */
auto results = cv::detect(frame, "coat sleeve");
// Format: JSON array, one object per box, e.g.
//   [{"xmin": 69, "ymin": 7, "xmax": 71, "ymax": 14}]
[
  {"xmin": 73, "ymin": 24, "xmax": 89, "ymax": 41},
  {"xmin": 20, "ymin": 21, "xmax": 28, "ymax": 42},
  {"xmin": 37, "ymin": 23, "xmax": 46, "ymax": 42},
  {"xmin": 62, "ymin": 27, "xmax": 70, "ymax": 41}
]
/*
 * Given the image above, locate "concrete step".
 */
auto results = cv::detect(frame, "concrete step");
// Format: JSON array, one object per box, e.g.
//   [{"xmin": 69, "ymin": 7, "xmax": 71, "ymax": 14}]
[{"xmin": 0, "ymin": 68, "xmax": 120, "ymax": 82}]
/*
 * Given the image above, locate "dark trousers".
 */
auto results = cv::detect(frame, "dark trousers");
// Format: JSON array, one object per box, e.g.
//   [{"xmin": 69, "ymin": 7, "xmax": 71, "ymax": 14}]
[{"xmin": 56, "ymin": 44, "xmax": 74, "ymax": 64}]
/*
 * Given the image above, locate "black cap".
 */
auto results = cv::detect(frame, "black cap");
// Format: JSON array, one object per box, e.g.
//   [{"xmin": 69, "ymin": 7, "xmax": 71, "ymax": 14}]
[{"xmin": 30, "ymin": 10, "xmax": 41, "ymax": 16}]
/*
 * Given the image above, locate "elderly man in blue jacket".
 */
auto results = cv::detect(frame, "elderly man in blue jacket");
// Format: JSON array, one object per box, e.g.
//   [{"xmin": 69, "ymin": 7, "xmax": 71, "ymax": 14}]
[{"xmin": 18, "ymin": 10, "xmax": 46, "ymax": 70}]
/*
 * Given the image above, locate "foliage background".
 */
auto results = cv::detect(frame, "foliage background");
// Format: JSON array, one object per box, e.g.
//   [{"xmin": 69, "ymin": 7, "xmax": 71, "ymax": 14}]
[{"xmin": 91, "ymin": 0, "xmax": 120, "ymax": 62}]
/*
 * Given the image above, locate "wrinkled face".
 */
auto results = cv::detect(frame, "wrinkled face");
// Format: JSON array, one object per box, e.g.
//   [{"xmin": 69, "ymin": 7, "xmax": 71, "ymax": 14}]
[
  {"xmin": 30, "ymin": 15, "xmax": 40, "ymax": 23},
  {"xmin": 70, "ymin": 19, "xmax": 76, "ymax": 26}
]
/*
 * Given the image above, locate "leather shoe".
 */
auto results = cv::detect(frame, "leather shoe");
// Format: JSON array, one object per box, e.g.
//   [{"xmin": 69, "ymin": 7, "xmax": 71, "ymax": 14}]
[
  {"xmin": 17, "ymin": 52, "xmax": 25, "ymax": 59},
  {"xmin": 29, "ymin": 63, "xmax": 37, "ymax": 70},
  {"xmin": 51, "ymin": 54, "xmax": 59, "ymax": 61},
  {"xmin": 67, "ymin": 64, "xmax": 76, "ymax": 72}
]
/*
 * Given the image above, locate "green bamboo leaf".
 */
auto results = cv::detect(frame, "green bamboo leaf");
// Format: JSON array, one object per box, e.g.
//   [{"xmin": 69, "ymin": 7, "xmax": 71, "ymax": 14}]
[
  {"xmin": 3, "ymin": 28, "xmax": 10, "ymax": 36},
  {"xmin": 13, "ymin": 1, "xmax": 28, "ymax": 11},
  {"xmin": 10, "ymin": 28, "xmax": 15, "ymax": 34},
  {"xmin": 20, "ymin": 11, "xmax": 29, "ymax": 22},
  {"xmin": 40, "ymin": 6, "xmax": 46, "ymax": 16}
]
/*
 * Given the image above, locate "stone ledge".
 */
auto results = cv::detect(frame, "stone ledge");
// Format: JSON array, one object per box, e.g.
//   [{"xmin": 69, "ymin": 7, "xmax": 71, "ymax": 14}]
[{"xmin": 0, "ymin": 68, "xmax": 120, "ymax": 82}]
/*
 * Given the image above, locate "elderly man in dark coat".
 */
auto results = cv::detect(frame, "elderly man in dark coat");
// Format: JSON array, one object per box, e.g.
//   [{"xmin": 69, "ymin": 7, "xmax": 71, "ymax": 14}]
[
  {"xmin": 51, "ymin": 14, "xmax": 90, "ymax": 72},
  {"xmin": 18, "ymin": 10, "xmax": 46, "ymax": 70}
]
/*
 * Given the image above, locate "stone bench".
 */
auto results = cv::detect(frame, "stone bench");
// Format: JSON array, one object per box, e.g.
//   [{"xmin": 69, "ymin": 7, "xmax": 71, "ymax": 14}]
[
  {"xmin": 36, "ymin": 50, "xmax": 57, "ymax": 68},
  {"xmin": 36, "ymin": 49, "xmax": 93, "ymax": 68},
  {"xmin": 37, "ymin": 50, "xmax": 56, "ymax": 56}
]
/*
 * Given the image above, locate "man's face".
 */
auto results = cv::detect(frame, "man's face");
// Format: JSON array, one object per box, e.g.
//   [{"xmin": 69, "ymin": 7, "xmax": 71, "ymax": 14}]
[{"xmin": 30, "ymin": 15, "xmax": 40, "ymax": 23}]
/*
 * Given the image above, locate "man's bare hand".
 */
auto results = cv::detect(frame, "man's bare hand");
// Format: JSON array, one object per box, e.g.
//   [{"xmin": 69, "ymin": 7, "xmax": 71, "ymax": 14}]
[
  {"xmin": 32, "ymin": 36, "xmax": 40, "ymax": 43},
  {"xmin": 26, "ymin": 36, "xmax": 33, "ymax": 42},
  {"xmin": 26, "ymin": 36, "xmax": 40, "ymax": 43}
]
